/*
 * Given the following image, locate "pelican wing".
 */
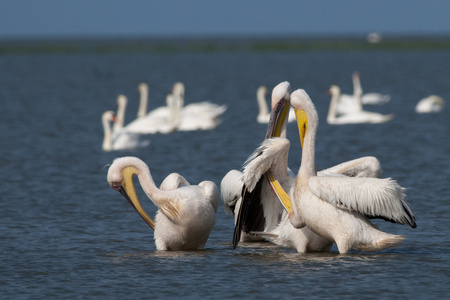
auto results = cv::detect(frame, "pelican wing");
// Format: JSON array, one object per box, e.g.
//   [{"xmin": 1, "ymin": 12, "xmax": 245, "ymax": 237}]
[
  {"xmin": 318, "ymin": 156, "xmax": 382, "ymax": 178},
  {"xmin": 242, "ymin": 138, "xmax": 290, "ymax": 192},
  {"xmin": 233, "ymin": 138, "xmax": 291, "ymax": 249},
  {"xmin": 308, "ymin": 176, "xmax": 416, "ymax": 228},
  {"xmin": 233, "ymin": 178, "xmax": 266, "ymax": 248},
  {"xmin": 221, "ymin": 170, "xmax": 243, "ymax": 215},
  {"xmin": 160, "ymin": 173, "xmax": 190, "ymax": 191}
]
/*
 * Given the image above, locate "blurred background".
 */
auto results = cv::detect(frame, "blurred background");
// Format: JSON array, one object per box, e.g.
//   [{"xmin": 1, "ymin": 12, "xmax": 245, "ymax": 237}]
[{"xmin": 1, "ymin": 1, "xmax": 449, "ymax": 299}]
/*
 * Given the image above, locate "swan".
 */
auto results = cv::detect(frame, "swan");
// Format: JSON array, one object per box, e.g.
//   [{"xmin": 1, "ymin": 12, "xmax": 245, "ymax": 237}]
[
  {"xmin": 415, "ymin": 95, "xmax": 445, "ymax": 113},
  {"xmin": 336, "ymin": 72, "xmax": 364, "ymax": 115},
  {"xmin": 338, "ymin": 72, "xmax": 391, "ymax": 115},
  {"xmin": 107, "ymin": 156, "xmax": 219, "ymax": 250},
  {"xmin": 113, "ymin": 94, "xmax": 127, "ymax": 134},
  {"xmin": 101, "ymin": 111, "xmax": 150, "ymax": 152},
  {"xmin": 357, "ymin": 72, "xmax": 391, "ymax": 105},
  {"xmin": 268, "ymin": 89, "xmax": 416, "ymax": 254},
  {"xmin": 171, "ymin": 82, "xmax": 227, "ymax": 131},
  {"xmin": 135, "ymin": 82, "xmax": 178, "ymax": 122},
  {"xmin": 327, "ymin": 85, "xmax": 394, "ymax": 125},
  {"xmin": 126, "ymin": 94, "xmax": 180, "ymax": 134},
  {"xmin": 256, "ymin": 85, "xmax": 296, "ymax": 123},
  {"xmin": 115, "ymin": 92, "xmax": 179, "ymax": 134},
  {"xmin": 136, "ymin": 83, "xmax": 149, "ymax": 118}
]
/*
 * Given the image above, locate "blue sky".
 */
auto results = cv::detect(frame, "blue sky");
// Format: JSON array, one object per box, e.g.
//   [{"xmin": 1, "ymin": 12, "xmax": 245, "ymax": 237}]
[{"xmin": 1, "ymin": 0, "xmax": 449, "ymax": 39}]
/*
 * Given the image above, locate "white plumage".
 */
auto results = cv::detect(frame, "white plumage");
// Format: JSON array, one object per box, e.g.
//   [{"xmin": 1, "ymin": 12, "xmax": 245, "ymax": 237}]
[
  {"xmin": 107, "ymin": 156, "xmax": 219, "ymax": 250},
  {"xmin": 101, "ymin": 111, "xmax": 150, "ymax": 152},
  {"xmin": 327, "ymin": 85, "xmax": 394, "ymax": 125},
  {"xmin": 415, "ymin": 95, "xmax": 445, "ymax": 113},
  {"xmin": 282, "ymin": 88, "xmax": 416, "ymax": 253}
]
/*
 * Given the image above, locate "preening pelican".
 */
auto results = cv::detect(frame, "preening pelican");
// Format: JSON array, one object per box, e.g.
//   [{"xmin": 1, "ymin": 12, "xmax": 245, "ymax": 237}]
[
  {"xmin": 102, "ymin": 111, "xmax": 150, "ymax": 152},
  {"xmin": 269, "ymin": 89, "xmax": 416, "ymax": 254},
  {"xmin": 107, "ymin": 156, "xmax": 219, "ymax": 250},
  {"xmin": 172, "ymin": 82, "xmax": 227, "ymax": 131},
  {"xmin": 256, "ymin": 85, "xmax": 296, "ymax": 124},
  {"xmin": 327, "ymin": 85, "xmax": 394, "ymax": 125},
  {"xmin": 415, "ymin": 95, "xmax": 445, "ymax": 113}
]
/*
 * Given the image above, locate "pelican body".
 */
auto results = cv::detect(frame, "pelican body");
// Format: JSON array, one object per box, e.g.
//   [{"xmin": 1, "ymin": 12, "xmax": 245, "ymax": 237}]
[
  {"xmin": 107, "ymin": 156, "xmax": 219, "ymax": 250},
  {"xmin": 280, "ymin": 89, "xmax": 416, "ymax": 254}
]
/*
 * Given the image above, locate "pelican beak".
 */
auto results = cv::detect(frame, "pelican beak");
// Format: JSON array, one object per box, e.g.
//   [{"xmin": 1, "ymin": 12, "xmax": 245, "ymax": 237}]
[
  {"xmin": 265, "ymin": 97, "xmax": 291, "ymax": 139},
  {"xmin": 266, "ymin": 172, "xmax": 293, "ymax": 216},
  {"xmin": 116, "ymin": 166, "xmax": 156, "ymax": 230},
  {"xmin": 295, "ymin": 109, "xmax": 308, "ymax": 148},
  {"xmin": 264, "ymin": 97, "xmax": 294, "ymax": 216}
]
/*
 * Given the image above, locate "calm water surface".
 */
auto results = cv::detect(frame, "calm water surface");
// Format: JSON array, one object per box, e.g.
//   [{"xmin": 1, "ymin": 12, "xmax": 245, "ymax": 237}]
[{"xmin": 1, "ymin": 40, "xmax": 449, "ymax": 299}]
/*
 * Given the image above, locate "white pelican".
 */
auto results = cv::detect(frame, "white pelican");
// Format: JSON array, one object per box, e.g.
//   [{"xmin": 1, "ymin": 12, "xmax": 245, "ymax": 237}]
[
  {"xmin": 107, "ymin": 156, "xmax": 219, "ymax": 250},
  {"xmin": 172, "ymin": 82, "xmax": 227, "ymax": 131},
  {"xmin": 266, "ymin": 89, "xmax": 416, "ymax": 254},
  {"xmin": 230, "ymin": 82, "xmax": 388, "ymax": 252},
  {"xmin": 327, "ymin": 85, "xmax": 394, "ymax": 125},
  {"xmin": 102, "ymin": 111, "xmax": 150, "ymax": 152},
  {"xmin": 415, "ymin": 95, "xmax": 445, "ymax": 113},
  {"xmin": 221, "ymin": 170, "xmax": 265, "ymax": 243},
  {"xmin": 256, "ymin": 85, "xmax": 296, "ymax": 124},
  {"xmin": 229, "ymin": 82, "xmax": 330, "ymax": 252},
  {"xmin": 230, "ymin": 82, "xmax": 295, "ymax": 246}
]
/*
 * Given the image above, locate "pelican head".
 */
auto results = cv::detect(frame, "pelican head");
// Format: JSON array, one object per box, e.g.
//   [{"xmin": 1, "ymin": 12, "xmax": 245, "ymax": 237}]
[
  {"xmin": 265, "ymin": 81, "xmax": 292, "ymax": 139},
  {"xmin": 291, "ymin": 89, "xmax": 319, "ymax": 147},
  {"xmin": 107, "ymin": 157, "xmax": 156, "ymax": 230}
]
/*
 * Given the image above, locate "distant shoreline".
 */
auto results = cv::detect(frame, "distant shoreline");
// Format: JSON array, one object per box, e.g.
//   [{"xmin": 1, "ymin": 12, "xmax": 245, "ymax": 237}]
[{"xmin": 1, "ymin": 35, "xmax": 450, "ymax": 54}]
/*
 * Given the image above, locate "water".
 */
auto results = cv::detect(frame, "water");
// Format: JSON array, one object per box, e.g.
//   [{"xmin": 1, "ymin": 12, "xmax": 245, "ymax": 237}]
[{"xmin": 1, "ymin": 39, "xmax": 449, "ymax": 299}]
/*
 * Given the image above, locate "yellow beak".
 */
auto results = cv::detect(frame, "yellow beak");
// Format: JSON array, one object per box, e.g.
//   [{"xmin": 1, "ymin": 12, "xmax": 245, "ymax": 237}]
[
  {"xmin": 262, "ymin": 97, "xmax": 294, "ymax": 215},
  {"xmin": 265, "ymin": 97, "xmax": 291, "ymax": 139},
  {"xmin": 295, "ymin": 108, "xmax": 317, "ymax": 174},
  {"xmin": 295, "ymin": 109, "xmax": 308, "ymax": 148},
  {"xmin": 119, "ymin": 166, "xmax": 156, "ymax": 230},
  {"xmin": 266, "ymin": 172, "xmax": 293, "ymax": 215}
]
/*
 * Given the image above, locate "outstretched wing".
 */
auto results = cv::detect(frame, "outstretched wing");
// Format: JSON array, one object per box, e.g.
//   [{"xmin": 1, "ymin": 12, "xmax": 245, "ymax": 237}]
[{"xmin": 309, "ymin": 176, "xmax": 416, "ymax": 228}]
